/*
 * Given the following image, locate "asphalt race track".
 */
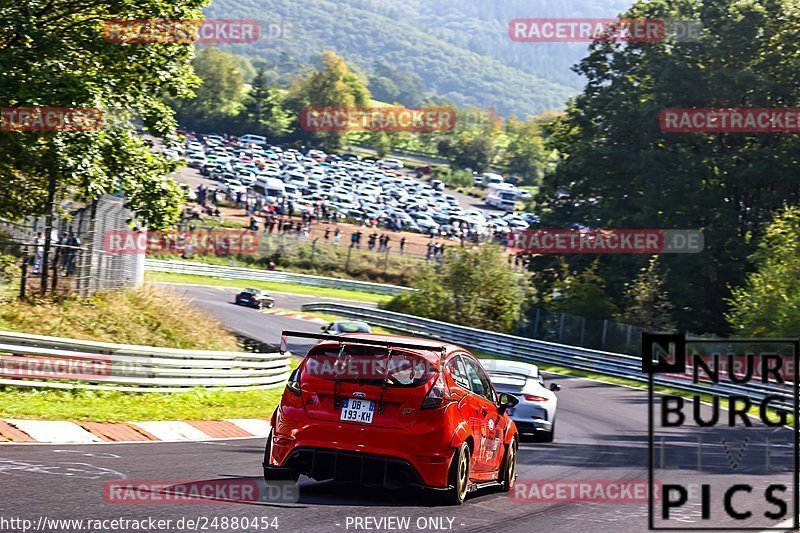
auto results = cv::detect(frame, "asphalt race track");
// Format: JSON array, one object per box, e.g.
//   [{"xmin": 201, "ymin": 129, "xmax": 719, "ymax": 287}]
[
  {"xmin": 154, "ymin": 282, "xmax": 377, "ymax": 350},
  {"xmin": 0, "ymin": 286, "xmax": 794, "ymax": 532}
]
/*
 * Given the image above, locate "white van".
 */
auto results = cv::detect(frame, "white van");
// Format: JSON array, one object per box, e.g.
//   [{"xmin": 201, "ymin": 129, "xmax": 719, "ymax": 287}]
[
  {"xmin": 253, "ymin": 177, "xmax": 286, "ymax": 199},
  {"xmin": 477, "ymin": 172, "xmax": 504, "ymax": 187},
  {"xmin": 486, "ymin": 183, "xmax": 518, "ymax": 212}
]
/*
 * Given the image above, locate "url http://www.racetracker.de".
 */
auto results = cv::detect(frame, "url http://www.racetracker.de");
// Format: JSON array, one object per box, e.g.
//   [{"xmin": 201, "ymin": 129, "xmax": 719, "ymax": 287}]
[{"xmin": 0, "ymin": 515, "xmax": 281, "ymax": 532}]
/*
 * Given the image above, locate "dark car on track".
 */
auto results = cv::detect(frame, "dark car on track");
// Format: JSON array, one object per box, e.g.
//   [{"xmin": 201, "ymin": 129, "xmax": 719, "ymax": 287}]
[
  {"xmin": 234, "ymin": 288, "xmax": 275, "ymax": 309},
  {"xmin": 321, "ymin": 321, "xmax": 373, "ymax": 335},
  {"xmin": 264, "ymin": 331, "xmax": 520, "ymax": 505}
]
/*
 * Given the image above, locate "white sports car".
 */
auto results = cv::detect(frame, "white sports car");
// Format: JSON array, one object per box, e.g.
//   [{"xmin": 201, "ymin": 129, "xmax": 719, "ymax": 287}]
[{"xmin": 480, "ymin": 359, "xmax": 561, "ymax": 442}]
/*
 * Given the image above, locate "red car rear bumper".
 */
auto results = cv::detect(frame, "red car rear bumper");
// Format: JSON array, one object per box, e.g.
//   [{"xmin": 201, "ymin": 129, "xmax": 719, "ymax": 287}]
[{"xmin": 268, "ymin": 405, "xmax": 458, "ymax": 488}]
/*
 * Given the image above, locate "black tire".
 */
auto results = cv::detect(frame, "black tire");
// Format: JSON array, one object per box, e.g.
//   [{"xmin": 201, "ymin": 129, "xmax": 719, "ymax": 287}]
[
  {"xmin": 440, "ymin": 442, "xmax": 471, "ymax": 505},
  {"xmin": 498, "ymin": 437, "xmax": 518, "ymax": 492}
]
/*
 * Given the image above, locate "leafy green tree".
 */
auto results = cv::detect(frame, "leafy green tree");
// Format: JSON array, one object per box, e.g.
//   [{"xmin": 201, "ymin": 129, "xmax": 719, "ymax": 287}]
[
  {"xmin": 616, "ymin": 257, "xmax": 676, "ymax": 331},
  {"xmin": 242, "ymin": 68, "xmax": 290, "ymax": 139},
  {"xmin": 451, "ymin": 133, "xmax": 495, "ymax": 173},
  {"xmin": 538, "ymin": 0, "xmax": 800, "ymax": 334},
  {"xmin": 285, "ymin": 51, "xmax": 370, "ymax": 151},
  {"xmin": 436, "ymin": 138, "xmax": 455, "ymax": 164},
  {"xmin": 503, "ymin": 117, "xmax": 547, "ymax": 185},
  {"xmin": 0, "ymin": 0, "xmax": 201, "ymax": 292},
  {"xmin": 370, "ymin": 131, "xmax": 391, "ymax": 158},
  {"xmin": 726, "ymin": 207, "xmax": 800, "ymax": 337},
  {"xmin": 385, "ymin": 245, "xmax": 523, "ymax": 333},
  {"xmin": 544, "ymin": 261, "xmax": 619, "ymax": 320},
  {"xmin": 177, "ymin": 47, "xmax": 245, "ymax": 125}
]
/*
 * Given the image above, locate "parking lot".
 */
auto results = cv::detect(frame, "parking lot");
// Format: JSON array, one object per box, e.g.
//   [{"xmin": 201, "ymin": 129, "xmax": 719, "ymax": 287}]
[{"xmin": 164, "ymin": 132, "xmax": 538, "ymax": 259}]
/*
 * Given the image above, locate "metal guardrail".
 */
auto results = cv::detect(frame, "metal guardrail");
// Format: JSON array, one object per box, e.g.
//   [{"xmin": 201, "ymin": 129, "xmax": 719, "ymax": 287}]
[
  {"xmin": 145, "ymin": 259, "xmax": 415, "ymax": 296},
  {"xmin": 301, "ymin": 303, "xmax": 797, "ymax": 413},
  {"xmin": 0, "ymin": 330, "xmax": 291, "ymax": 393}
]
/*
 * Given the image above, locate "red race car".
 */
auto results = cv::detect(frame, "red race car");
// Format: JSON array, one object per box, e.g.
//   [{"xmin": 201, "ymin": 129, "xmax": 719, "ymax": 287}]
[{"xmin": 264, "ymin": 331, "xmax": 520, "ymax": 504}]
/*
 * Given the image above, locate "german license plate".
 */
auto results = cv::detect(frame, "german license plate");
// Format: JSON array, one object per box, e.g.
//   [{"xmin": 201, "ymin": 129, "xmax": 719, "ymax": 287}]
[{"xmin": 340, "ymin": 398, "xmax": 374, "ymax": 424}]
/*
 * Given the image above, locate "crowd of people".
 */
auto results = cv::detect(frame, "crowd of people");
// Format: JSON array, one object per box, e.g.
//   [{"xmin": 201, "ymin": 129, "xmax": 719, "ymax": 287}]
[{"xmin": 30, "ymin": 231, "xmax": 81, "ymax": 277}]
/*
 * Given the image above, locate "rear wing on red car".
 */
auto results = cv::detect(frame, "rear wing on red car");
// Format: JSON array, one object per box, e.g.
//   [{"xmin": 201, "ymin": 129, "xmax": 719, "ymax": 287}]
[{"xmin": 280, "ymin": 330, "xmax": 447, "ymax": 357}]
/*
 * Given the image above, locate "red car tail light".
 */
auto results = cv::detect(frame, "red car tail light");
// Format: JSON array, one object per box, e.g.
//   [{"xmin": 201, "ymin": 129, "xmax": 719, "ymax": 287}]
[
  {"xmin": 420, "ymin": 374, "xmax": 448, "ymax": 410},
  {"xmin": 523, "ymin": 394, "xmax": 549, "ymax": 403},
  {"xmin": 286, "ymin": 368, "xmax": 301, "ymax": 396}
]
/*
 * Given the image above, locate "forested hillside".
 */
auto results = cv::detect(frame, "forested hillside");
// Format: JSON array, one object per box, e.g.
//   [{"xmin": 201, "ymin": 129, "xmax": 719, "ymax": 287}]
[{"xmin": 205, "ymin": 0, "xmax": 632, "ymax": 116}]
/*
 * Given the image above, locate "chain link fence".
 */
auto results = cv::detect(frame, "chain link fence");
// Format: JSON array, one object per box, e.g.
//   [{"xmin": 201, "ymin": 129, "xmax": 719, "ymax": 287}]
[
  {"xmin": 0, "ymin": 195, "xmax": 143, "ymax": 298},
  {"xmin": 516, "ymin": 306, "xmax": 647, "ymax": 355}
]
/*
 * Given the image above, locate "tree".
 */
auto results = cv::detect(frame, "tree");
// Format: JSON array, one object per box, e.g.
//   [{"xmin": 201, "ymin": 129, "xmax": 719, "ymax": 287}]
[
  {"xmin": 370, "ymin": 131, "xmax": 391, "ymax": 158},
  {"xmin": 503, "ymin": 117, "xmax": 547, "ymax": 185},
  {"xmin": 285, "ymin": 51, "xmax": 370, "ymax": 151},
  {"xmin": 177, "ymin": 47, "xmax": 245, "ymax": 126},
  {"xmin": 543, "ymin": 261, "xmax": 618, "ymax": 320},
  {"xmin": 0, "ymin": 0, "xmax": 200, "ymax": 293},
  {"xmin": 726, "ymin": 206, "xmax": 800, "ymax": 337},
  {"xmin": 451, "ymin": 134, "xmax": 495, "ymax": 173},
  {"xmin": 436, "ymin": 138, "xmax": 455, "ymax": 164},
  {"xmin": 385, "ymin": 245, "xmax": 523, "ymax": 333},
  {"xmin": 616, "ymin": 257, "xmax": 676, "ymax": 331},
  {"xmin": 538, "ymin": 0, "xmax": 800, "ymax": 334},
  {"xmin": 242, "ymin": 68, "xmax": 291, "ymax": 139}
]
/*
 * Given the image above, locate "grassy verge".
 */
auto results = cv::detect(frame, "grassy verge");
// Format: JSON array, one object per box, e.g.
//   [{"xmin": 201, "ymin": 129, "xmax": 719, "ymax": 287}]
[
  {"xmin": 0, "ymin": 386, "xmax": 287, "ymax": 422},
  {"xmin": 146, "ymin": 271, "xmax": 393, "ymax": 305},
  {"xmin": 0, "ymin": 285, "xmax": 296, "ymax": 421},
  {"xmin": 0, "ymin": 285, "xmax": 239, "ymax": 350}
]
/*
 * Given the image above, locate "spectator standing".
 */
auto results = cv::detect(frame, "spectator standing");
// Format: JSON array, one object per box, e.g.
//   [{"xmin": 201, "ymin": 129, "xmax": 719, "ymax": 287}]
[
  {"xmin": 63, "ymin": 231, "xmax": 80, "ymax": 276},
  {"xmin": 32, "ymin": 232, "xmax": 45, "ymax": 274}
]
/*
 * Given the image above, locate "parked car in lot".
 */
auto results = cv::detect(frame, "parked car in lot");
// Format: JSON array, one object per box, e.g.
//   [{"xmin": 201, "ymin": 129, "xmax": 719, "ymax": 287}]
[
  {"xmin": 321, "ymin": 321, "xmax": 373, "ymax": 335},
  {"xmin": 177, "ymin": 130, "xmax": 523, "ymax": 244},
  {"xmin": 378, "ymin": 158, "xmax": 404, "ymax": 169},
  {"xmin": 239, "ymin": 134, "xmax": 268, "ymax": 146},
  {"xmin": 265, "ymin": 331, "xmax": 520, "ymax": 505},
  {"xmin": 479, "ymin": 359, "xmax": 560, "ymax": 442},
  {"xmin": 234, "ymin": 288, "xmax": 275, "ymax": 309}
]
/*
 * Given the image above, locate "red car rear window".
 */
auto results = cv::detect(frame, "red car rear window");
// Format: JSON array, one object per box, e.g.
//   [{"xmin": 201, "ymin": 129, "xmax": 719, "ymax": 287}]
[{"xmin": 304, "ymin": 345, "xmax": 436, "ymax": 387}]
